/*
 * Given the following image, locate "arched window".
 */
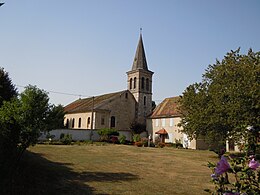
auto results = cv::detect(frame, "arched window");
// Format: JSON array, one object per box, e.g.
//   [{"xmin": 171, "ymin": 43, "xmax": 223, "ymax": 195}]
[
  {"xmin": 141, "ymin": 77, "xmax": 145, "ymax": 89},
  {"xmin": 72, "ymin": 118, "xmax": 75, "ymax": 128},
  {"xmin": 146, "ymin": 78, "xmax": 149, "ymax": 91},
  {"xmin": 134, "ymin": 77, "xmax": 136, "ymax": 89},
  {"xmin": 78, "ymin": 118, "xmax": 81, "ymax": 128},
  {"xmin": 144, "ymin": 96, "xmax": 146, "ymax": 106},
  {"xmin": 130, "ymin": 78, "xmax": 133, "ymax": 89},
  {"xmin": 101, "ymin": 117, "xmax": 105, "ymax": 125},
  {"xmin": 110, "ymin": 116, "xmax": 116, "ymax": 128},
  {"xmin": 66, "ymin": 119, "xmax": 69, "ymax": 128},
  {"xmin": 87, "ymin": 117, "xmax": 91, "ymax": 128}
]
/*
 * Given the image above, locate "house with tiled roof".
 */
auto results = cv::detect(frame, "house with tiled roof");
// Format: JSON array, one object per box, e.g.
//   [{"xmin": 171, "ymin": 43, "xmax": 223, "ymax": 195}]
[
  {"xmin": 63, "ymin": 33, "xmax": 154, "ymax": 138},
  {"xmin": 147, "ymin": 97, "xmax": 209, "ymax": 149}
]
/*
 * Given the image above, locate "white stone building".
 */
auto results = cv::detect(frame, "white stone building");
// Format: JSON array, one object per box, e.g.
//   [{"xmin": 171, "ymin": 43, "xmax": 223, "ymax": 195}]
[{"xmin": 147, "ymin": 97, "xmax": 209, "ymax": 149}]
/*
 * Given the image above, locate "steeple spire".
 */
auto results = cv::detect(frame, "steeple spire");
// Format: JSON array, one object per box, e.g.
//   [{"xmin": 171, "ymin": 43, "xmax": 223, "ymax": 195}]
[{"xmin": 131, "ymin": 32, "xmax": 148, "ymax": 71}]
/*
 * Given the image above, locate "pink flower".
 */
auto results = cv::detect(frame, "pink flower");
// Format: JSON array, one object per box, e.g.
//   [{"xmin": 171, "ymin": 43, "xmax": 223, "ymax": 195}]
[
  {"xmin": 215, "ymin": 155, "xmax": 230, "ymax": 175},
  {"xmin": 249, "ymin": 158, "xmax": 260, "ymax": 170}
]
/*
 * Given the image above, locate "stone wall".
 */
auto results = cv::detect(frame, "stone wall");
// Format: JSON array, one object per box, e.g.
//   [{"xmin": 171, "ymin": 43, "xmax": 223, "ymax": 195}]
[{"xmin": 39, "ymin": 129, "xmax": 133, "ymax": 141}]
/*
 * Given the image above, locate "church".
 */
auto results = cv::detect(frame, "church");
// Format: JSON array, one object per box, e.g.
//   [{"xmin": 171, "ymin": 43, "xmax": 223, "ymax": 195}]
[
  {"xmin": 64, "ymin": 33, "xmax": 154, "ymax": 134},
  {"xmin": 50, "ymin": 34, "xmax": 205, "ymax": 149}
]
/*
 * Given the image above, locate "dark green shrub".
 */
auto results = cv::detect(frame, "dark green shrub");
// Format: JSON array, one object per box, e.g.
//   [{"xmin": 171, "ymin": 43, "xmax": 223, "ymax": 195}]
[
  {"xmin": 60, "ymin": 133, "xmax": 72, "ymax": 145},
  {"xmin": 60, "ymin": 133, "xmax": 65, "ymax": 139},
  {"xmin": 119, "ymin": 134, "xmax": 126, "ymax": 144},
  {"xmin": 133, "ymin": 134, "xmax": 141, "ymax": 142},
  {"xmin": 97, "ymin": 128, "xmax": 119, "ymax": 142},
  {"xmin": 130, "ymin": 121, "xmax": 146, "ymax": 134}
]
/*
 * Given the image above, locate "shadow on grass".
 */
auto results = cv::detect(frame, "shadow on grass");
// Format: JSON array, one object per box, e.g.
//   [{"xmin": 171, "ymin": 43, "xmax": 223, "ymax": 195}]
[{"xmin": 9, "ymin": 150, "xmax": 139, "ymax": 195}]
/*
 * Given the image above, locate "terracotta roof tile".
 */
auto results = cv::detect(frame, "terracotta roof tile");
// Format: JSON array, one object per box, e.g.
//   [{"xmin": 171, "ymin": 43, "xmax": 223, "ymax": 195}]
[
  {"xmin": 64, "ymin": 90, "xmax": 127, "ymax": 114},
  {"xmin": 155, "ymin": 128, "xmax": 168, "ymax": 134},
  {"xmin": 150, "ymin": 96, "xmax": 181, "ymax": 118}
]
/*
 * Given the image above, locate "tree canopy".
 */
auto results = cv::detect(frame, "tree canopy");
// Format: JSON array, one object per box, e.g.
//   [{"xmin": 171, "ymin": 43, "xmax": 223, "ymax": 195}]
[
  {"xmin": 0, "ymin": 85, "xmax": 65, "ymax": 190},
  {"xmin": 0, "ymin": 67, "xmax": 17, "ymax": 106},
  {"xmin": 0, "ymin": 85, "xmax": 65, "ymax": 157},
  {"xmin": 179, "ymin": 49, "xmax": 260, "ymax": 145}
]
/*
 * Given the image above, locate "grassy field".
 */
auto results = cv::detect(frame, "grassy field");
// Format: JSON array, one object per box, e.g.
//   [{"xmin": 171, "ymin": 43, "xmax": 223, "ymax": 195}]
[{"xmin": 15, "ymin": 144, "xmax": 218, "ymax": 195}]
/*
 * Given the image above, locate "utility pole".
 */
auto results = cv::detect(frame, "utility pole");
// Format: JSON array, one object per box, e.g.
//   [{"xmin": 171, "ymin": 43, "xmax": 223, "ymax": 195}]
[
  {"xmin": 90, "ymin": 96, "xmax": 95, "ymax": 140},
  {"xmin": 90, "ymin": 96, "xmax": 94, "ymax": 130}
]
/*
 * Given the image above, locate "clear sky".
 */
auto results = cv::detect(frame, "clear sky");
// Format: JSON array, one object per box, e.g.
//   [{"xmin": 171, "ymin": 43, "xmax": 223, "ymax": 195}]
[{"xmin": 1, "ymin": 0, "xmax": 260, "ymax": 105}]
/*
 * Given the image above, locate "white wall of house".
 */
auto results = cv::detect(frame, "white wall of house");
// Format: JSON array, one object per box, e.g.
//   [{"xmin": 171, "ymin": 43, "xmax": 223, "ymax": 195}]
[
  {"xmin": 147, "ymin": 117, "xmax": 190, "ymax": 147},
  {"xmin": 39, "ymin": 129, "xmax": 133, "ymax": 142}
]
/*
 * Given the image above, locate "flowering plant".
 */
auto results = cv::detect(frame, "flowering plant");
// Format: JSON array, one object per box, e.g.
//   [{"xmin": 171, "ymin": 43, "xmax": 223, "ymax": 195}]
[{"xmin": 205, "ymin": 154, "xmax": 260, "ymax": 195}]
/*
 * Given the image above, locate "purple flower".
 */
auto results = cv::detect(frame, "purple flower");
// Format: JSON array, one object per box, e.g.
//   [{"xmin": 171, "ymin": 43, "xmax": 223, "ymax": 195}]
[
  {"xmin": 249, "ymin": 158, "xmax": 260, "ymax": 170},
  {"xmin": 223, "ymin": 192, "xmax": 239, "ymax": 195},
  {"xmin": 215, "ymin": 155, "xmax": 230, "ymax": 175}
]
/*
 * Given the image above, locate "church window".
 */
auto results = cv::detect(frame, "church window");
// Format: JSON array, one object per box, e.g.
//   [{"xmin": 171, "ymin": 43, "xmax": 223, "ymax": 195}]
[
  {"xmin": 101, "ymin": 117, "xmax": 105, "ymax": 125},
  {"xmin": 141, "ymin": 77, "xmax": 145, "ymax": 89},
  {"xmin": 66, "ymin": 119, "xmax": 69, "ymax": 128},
  {"xmin": 78, "ymin": 118, "xmax": 81, "ymax": 128},
  {"xmin": 72, "ymin": 118, "xmax": 75, "ymax": 128},
  {"xmin": 146, "ymin": 78, "xmax": 149, "ymax": 91},
  {"xmin": 87, "ymin": 117, "xmax": 90, "ymax": 125},
  {"xmin": 110, "ymin": 116, "xmax": 116, "ymax": 128},
  {"xmin": 144, "ymin": 96, "xmax": 146, "ymax": 106},
  {"xmin": 130, "ymin": 78, "xmax": 133, "ymax": 89},
  {"xmin": 134, "ymin": 77, "xmax": 137, "ymax": 89},
  {"xmin": 125, "ymin": 92, "xmax": 128, "ymax": 99}
]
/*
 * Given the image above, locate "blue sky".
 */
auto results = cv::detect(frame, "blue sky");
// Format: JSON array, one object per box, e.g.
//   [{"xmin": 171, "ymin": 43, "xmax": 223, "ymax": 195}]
[{"xmin": 1, "ymin": 0, "xmax": 260, "ymax": 105}]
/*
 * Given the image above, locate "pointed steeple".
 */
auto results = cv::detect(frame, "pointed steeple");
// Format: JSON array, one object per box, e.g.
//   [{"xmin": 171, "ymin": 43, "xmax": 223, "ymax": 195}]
[{"xmin": 131, "ymin": 33, "xmax": 148, "ymax": 71}]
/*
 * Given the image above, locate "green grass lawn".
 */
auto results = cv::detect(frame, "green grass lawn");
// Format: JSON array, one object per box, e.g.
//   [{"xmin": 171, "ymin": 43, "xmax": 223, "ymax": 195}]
[{"xmin": 15, "ymin": 144, "xmax": 217, "ymax": 195}]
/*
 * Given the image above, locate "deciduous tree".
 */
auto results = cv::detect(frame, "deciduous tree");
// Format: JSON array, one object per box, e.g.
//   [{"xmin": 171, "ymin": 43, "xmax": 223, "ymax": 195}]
[{"xmin": 179, "ymin": 49, "xmax": 260, "ymax": 146}]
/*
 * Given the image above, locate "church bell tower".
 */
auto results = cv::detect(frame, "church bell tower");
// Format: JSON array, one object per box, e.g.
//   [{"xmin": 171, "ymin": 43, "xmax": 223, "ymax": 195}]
[{"xmin": 127, "ymin": 32, "xmax": 154, "ymax": 124}]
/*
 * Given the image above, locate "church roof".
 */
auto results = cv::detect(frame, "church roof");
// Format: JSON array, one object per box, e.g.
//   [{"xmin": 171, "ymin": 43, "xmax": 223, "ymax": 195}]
[
  {"xmin": 150, "ymin": 96, "xmax": 182, "ymax": 118},
  {"xmin": 64, "ymin": 90, "xmax": 128, "ymax": 114},
  {"xmin": 131, "ymin": 34, "xmax": 148, "ymax": 71}
]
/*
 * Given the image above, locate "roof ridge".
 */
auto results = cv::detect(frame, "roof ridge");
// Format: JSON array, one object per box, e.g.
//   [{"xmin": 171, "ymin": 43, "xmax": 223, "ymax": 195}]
[{"xmin": 64, "ymin": 90, "xmax": 128, "ymax": 113}]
